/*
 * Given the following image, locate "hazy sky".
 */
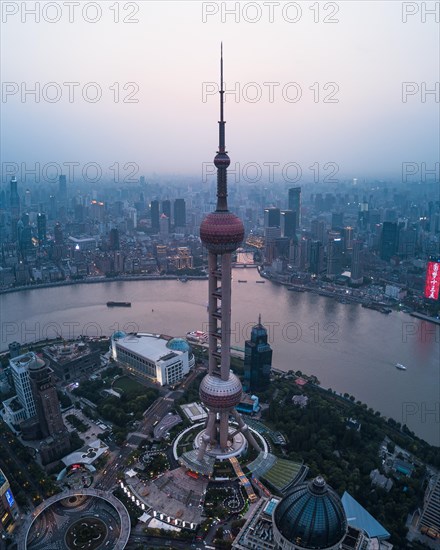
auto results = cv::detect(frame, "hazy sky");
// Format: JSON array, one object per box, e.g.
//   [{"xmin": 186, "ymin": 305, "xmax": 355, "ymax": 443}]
[{"xmin": 1, "ymin": 1, "xmax": 439, "ymax": 183}]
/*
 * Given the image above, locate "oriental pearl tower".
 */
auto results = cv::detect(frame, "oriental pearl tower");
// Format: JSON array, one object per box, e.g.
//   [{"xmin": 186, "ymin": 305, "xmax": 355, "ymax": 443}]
[{"xmin": 197, "ymin": 46, "xmax": 261, "ymax": 460}]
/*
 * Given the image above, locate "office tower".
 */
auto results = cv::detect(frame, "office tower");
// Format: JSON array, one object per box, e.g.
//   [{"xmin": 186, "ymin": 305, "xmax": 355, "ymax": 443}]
[
  {"xmin": 37, "ymin": 212, "xmax": 47, "ymax": 245},
  {"xmin": 24, "ymin": 188, "xmax": 31, "ymax": 209},
  {"xmin": 310, "ymin": 240, "xmax": 324, "ymax": 275},
  {"xmin": 54, "ymin": 222, "xmax": 63, "ymax": 244},
  {"xmin": 159, "ymin": 214, "xmax": 169, "ymax": 238},
  {"xmin": 351, "ymin": 240, "xmax": 364, "ymax": 284},
  {"xmin": 265, "ymin": 226, "xmax": 282, "ymax": 264},
  {"xmin": 281, "ymin": 210, "xmax": 296, "ymax": 238},
  {"xmin": 174, "ymin": 198, "xmax": 186, "ymax": 230},
  {"xmin": 109, "ymin": 227, "xmax": 120, "ymax": 251},
  {"xmin": 380, "ymin": 222, "xmax": 398, "ymax": 261},
  {"xmin": 58, "ymin": 174, "xmax": 67, "ymax": 205},
  {"xmin": 150, "ymin": 200, "xmax": 160, "ymax": 232},
  {"xmin": 331, "ymin": 211, "xmax": 344, "ymax": 230},
  {"xmin": 9, "ymin": 177, "xmax": 20, "ymax": 242},
  {"xmin": 162, "ymin": 199, "xmax": 171, "ymax": 219},
  {"xmin": 288, "ymin": 186, "xmax": 301, "ymax": 230},
  {"xmin": 327, "ymin": 233, "xmax": 343, "ymax": 277},
  {"xmin": 9, "ymin": 353, "xmax": 37, "ymax": 419},
  {"xmin": 398, "ymin": 227, "xmax": 416, "ymax": 258},
  {"xmin": 264, "ymin": 207, "xmax": 281, "ymax": 228},
  {"xmin": 358, "ymin": 202, "xmax": 369, "ymax": 229},
  {"xmin": 28, "ymin": 356, "xmax": 67, "ymax": 439},
  {"xmin": 140, "ymin": 175, "xmax": 146, "ymax": 186},
  {"xmin": 9, "ymin": 176, "xmax": 20, "ymax": 218},
  {"xmin": 311, "ymin": 218, "xmax": 326, "ymax": 243},
  {"xmin": 197, "ymin": 47, "xmax": 261, "ymax": 461},
  {"xmin": 343, "ymin": 226, "xmax": 353, "ymax": 251},
  {"xmin": 419, "ymin": 475, "xmax": 440, "ymax": 538},
  {"xmin": 244, "ymin": 315, "xmax": 273, "ymax": 392},
  {"xmin": 0, "ymin": 468, "xmax": 19, "ymax": 533}
]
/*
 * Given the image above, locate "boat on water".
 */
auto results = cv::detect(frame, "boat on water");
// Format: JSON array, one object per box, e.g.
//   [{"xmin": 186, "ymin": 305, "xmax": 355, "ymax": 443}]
[
  {"xmin": 395, "ymin": 363, "xmax": 407, "ymax": 370},
  {"xmin": 256, "ymin": 280, "xmax": 265, "ymax": 284},
  {"xmin": 187, "ymin": 330, "xmax": 208, "ymax": 343},
  {"xmin": 238, "ymin": 280, "xmax": 247, "ymax": 283},
  {"xmin": 107, "ymin": 301, "xmax": 131, "ymax": 307},
  {"xmin": 179, "ymin": 276, "xmax": 188, "ymax": 282}
]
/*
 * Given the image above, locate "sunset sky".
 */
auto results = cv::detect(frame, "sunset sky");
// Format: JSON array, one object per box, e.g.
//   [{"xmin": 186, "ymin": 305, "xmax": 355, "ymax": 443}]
[{"xmin": 1, "ymin": 1, "xmax": 439, "ymax": 181}]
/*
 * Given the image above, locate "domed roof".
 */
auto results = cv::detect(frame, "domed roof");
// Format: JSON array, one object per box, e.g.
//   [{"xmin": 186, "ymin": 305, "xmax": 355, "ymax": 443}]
[
  {"xmin": 166, "ymin": 338, "xmax": 191, "ymax": 353},
  {"xmin": 200, "ymin": 211, "xmax": 244, "ymax": 254},
  {"xmin": 112, "ymin": 331, "xmax": 127, "ymax": 340},
  {"xmin": 273, "ymin": 476, "xmax": 347, "ymax": 550}
]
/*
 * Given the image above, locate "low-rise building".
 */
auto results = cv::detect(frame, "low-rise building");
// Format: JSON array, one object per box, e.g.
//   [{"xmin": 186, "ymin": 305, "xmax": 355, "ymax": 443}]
[
  {"xmin": 43, "ymin": 341, "xmax": 100, "ymax": 382},
  {"xmin": 111, "ymin": 333, "xmax": 195, "ymax": 386}
]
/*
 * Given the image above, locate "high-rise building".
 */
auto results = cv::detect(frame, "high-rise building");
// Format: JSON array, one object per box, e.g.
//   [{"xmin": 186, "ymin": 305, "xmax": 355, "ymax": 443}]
[
  {"xmin": 0, "ymin": 468, "xmax": 19, "ymax": 534},
  {"xmin": 288, "ymin": 187, "xmax": 301, "ymax": 230},
  {"xmin": 159, "ymin": 213, "xmax": 170, "ymax": 238},
  {"xmin": 327, "ymin": 233, "xmax": 343, "ymax": 277},
  {"xmin": 28, "ymin": 356, "xmax": 67, "ymax": 440},
  {"xmin": 310, "ymin": 240, "xmax": 324, "ymax": 275},
  {"xmin": 281, "ymin": 210, "xmax": 296, "ymax": 238},
  {"xmin": 58, "ymin": 174, "xmax": 67, "ymax": 205},
  {"xmin": 419, "ymin": 475, "xmax": 440, "ymax": 539},
  {"xmin": 9, "ymin": 353, "xmax": 37, "ymax": 419},
  {"xmin": 174, "ymin": 198, "xmax": 186, "ymax": 230},
  {"xmin": 264, "ymin": 207, "xmax": 281, "ymax": 228},
  {"xmin": 331, "ymin": 211, "xmax": 344, "ymax": 230},
  {"xmin": 351, "ymin": 239, "xmax": 364, "ymax": 284},
  {"xmin": 109, "ymin": 227, "xmax": 120, "ymax": 251},
  {"xmin": 162, "ymin": 199, "xmax": 171, "ymax": 219},
  {"xmin": 9, "ymin": 177, "xmax": 20, "ymax": 242},
  {"xmin": 37, "ymin": 212, "xmax": 47, "ymax": 245},
  {"xmin": 150, "ymin": 200, "xmax": 160, "ymax": 232},
  {"xmin": 194, "ymin": 47, "xmax": 261, "ymax": 465},
  {"xmin": 54, "ymin": 222, "xmax": 63, "ymax": 245},
  {"xmin": 244, "ymin": 315, "xmax": 272, "ymax": 392},
  {"xmin": 380, "ymin": 222, "xmax": 398, "ymax": 261}
]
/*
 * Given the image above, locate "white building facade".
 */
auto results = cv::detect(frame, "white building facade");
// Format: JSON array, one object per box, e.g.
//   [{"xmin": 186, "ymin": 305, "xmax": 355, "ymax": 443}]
[{"xmin": 111, "ymin": 333, "xmax": 195, "ymax": 386}]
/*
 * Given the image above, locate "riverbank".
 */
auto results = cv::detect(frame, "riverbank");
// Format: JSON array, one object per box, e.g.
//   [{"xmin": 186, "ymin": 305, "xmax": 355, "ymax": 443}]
[{"xmin": 0, "ymin": 274, "xmax": 209, "ymax": 296}]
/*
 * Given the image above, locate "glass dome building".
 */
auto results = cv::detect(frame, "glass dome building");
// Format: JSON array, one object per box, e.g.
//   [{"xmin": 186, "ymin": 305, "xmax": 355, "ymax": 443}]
[
  {"xmin": 273, "ymin": 476, "xmax": 348, "ymax": 550},
  {"xmin": 166, "ymin": 338, "xmax": 192, "ymax": 353}
]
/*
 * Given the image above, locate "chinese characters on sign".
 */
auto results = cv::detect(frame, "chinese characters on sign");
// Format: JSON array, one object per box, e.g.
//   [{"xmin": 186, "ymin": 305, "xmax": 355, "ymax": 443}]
[{"xmin": 424, "ymin": 260, "xmax": 440, "ymax": 300}]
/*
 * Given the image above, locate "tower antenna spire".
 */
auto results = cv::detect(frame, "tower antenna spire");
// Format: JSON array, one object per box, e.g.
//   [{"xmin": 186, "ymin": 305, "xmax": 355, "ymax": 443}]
[{"xmin": 215, "ymin": 42, "xmax": 229, "ymax": 211}]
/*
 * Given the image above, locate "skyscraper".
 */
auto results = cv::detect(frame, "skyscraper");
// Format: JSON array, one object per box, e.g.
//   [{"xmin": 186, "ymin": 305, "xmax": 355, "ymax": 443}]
[
  {"xmin": 150, "ymin": 200, "xmax": 160, "ymax": 232},
  {"xmin": 37, "ymin": 212, "xmax": 47, "ymax": 245},
  {"xmin": 196, "ymin": 46, "xmax": 261, "ymax": 461},
  {"xmin": 28, "ymin": 356, "xmax": 67, "ymax": 439},
  {"xmin": 174, "ymin": 198, "xmax": 186, "ymax": 230},
  {"xmin": 244, "ymin": 315, "xmax": 273, "ymax": 392},
  {"xmin": 380, "ymin": 222, "xmax": 398, "ymax": 261},
  {"xmin": 58, "ymin": 174, "xmax": 67, "ymax": 205},
  {"xmin": 327, "ymin": 233, "xmax": 343, "ymax": 277},
  {"xmin": 9, "ymin": 353, "xmax": 37, "ymax": 420},
  {"xmin": 264, "ymin": 207, "xmax": 281, "ymax": 228},
  {"xmin": 281, "ymin": 210, "xmax": 296, "ymax": 239},
  {"xmin": 288, "ymin": 187, "xmax": 301, "ymax": 231}
]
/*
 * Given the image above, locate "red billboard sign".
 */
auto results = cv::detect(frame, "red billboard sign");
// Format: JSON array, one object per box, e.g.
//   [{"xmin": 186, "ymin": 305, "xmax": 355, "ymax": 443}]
[{"xmin": 424, "ymin": 261, "xmax": 440, "ymax": 300}]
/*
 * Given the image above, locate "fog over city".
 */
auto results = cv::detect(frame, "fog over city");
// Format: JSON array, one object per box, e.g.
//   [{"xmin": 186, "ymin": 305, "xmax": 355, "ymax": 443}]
[{"xmin": 1, "ymin": 1, "xmax": 439, "ymax": 181}]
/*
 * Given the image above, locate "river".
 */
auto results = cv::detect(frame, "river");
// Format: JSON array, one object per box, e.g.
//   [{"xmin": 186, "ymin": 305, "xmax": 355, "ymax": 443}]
[{"xmin": 1, "ymin": 268, "xmax": 439, "ymax": 446}]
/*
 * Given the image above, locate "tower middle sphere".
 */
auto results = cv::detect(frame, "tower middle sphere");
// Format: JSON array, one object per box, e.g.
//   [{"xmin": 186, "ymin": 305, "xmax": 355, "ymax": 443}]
[{"xmin": 200, "ymin": 211, "xmax": 244, "ymax": 254}]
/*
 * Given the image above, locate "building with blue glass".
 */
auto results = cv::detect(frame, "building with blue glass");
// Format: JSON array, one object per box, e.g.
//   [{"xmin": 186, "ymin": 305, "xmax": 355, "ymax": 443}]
[{"xmin": 244, "ymin": 316, "xmax": 273, "ymax": 392}]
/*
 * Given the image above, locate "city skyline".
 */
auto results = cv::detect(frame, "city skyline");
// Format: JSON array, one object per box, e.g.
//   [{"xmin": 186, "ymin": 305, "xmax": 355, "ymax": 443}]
[{"xmin": 1, "ymin": 1, "xmax": 439, "ymax": 180}]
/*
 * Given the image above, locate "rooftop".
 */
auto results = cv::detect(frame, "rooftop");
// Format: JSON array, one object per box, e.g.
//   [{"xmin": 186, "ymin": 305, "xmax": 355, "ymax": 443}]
[
  {"xmin": 44, "ymin": 341, "xmax": 93, "ymax": 364},
  {"xmin": 116, "ymin": 333, "xmax": 184, "ymax": 363},
  {"xmin": 341, "ymin": 492, "xmax": 390, "ymax": 540}
]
